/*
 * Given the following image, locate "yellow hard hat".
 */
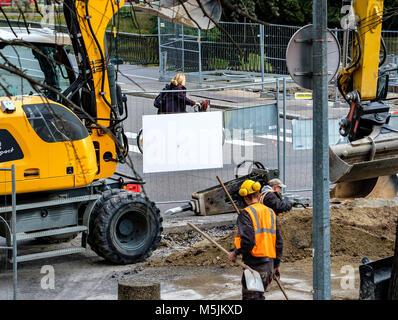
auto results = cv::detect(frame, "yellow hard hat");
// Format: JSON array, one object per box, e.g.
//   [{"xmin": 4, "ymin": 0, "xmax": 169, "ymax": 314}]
[{"xmin": 239, "ymin": 179, "xmax": 261, "ymax": 197}]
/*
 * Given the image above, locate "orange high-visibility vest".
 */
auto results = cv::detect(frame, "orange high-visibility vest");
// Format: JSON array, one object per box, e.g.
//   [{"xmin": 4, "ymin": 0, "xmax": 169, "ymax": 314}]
[{"xmin": 234, "ymin": 203, "xmax": 277, "ymax": 258}]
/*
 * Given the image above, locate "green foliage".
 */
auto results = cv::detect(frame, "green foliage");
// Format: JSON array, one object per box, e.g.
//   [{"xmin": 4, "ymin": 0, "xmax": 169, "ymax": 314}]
[
  {"xmin": 207, "ymin": 57, "xmax": 229, "ymax": 70},
  {"xmin": 238, "ymin": 53, "xmax": 272, "ymax": 73},
  {"xmin": 203, "ymin": 27, "xmax": 222, "ymax": 42},
  {"xmin": 222, "ymin": 0, "xmax": 398, "ymax": 29}
]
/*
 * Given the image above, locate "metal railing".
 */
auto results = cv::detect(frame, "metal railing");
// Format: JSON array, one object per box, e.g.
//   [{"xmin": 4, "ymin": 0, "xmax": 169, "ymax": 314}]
[
  {"xmin": 158, "ymin": 20, "xmax": 301, "ymax": 81},
  {"xmin": 159, "ymin": 20, "xmax": 398, "ymax": 83},
  {"xmin": 124, "ymin": 80, "xmax": 282, "ymax": 203},
  {"xmin": 122, "ymin": 78, "xmax": 344, "ymax": 204},
  {"xmin": 0, "ymin": 164, "xmax": 17, "ymax": 300}
]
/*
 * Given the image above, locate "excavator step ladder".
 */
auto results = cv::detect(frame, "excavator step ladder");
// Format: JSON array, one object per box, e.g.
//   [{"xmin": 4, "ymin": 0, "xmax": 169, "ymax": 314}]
[
  {"xmin": 2, "ymin": 195, "xmax": 101, "ymax": 263},
  {"xmin": 8, "ymin": 225, "xmax": 88, "ymax": 263}
]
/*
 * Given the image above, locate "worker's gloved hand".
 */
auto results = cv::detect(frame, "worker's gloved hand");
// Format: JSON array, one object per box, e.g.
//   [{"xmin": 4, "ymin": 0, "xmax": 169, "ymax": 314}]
[
  {"xmin": 228, "ymin": 251, "xmax": 237, "ymax": 262},
  {"xmin": 290, "ymin": 200, "xmax": 297, "ymax": 206},
  {"xmin": 292, "ymin": 201, "xmax": 308, "ymax": 209},
  {"xmin": 273, "ymin": 267, "xmax": 281, "ymax": 279}
]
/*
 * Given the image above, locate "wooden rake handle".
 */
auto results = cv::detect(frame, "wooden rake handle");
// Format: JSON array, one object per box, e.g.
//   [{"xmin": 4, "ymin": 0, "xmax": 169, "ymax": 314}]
[
  {"xmin": 187, "ymin": 222, "xmax": 247, "ymax": 270},
  {"xmin": 216, "ymin": 176, "xmax": 241, "ymax": 215},
  {"xmin": 273, "ymin": 274, "xmax": 289, "ymax": 300}
]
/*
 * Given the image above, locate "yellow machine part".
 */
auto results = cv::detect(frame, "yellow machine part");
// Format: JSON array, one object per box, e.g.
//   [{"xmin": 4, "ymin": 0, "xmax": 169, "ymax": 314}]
[
  {"xmin": 0, "ymin": 96, "xmax": 98, "ymax": 195},
  {"xmin": 74, "ymin": 0, "xmax": 125, "ymax": 180},
  {"xmin": 353, "ymin": 0, "xmax": 384, "ymax": 100},
  {"xmin": 330, "ymin": 0, "xmax": 393, "ymax": 201}
]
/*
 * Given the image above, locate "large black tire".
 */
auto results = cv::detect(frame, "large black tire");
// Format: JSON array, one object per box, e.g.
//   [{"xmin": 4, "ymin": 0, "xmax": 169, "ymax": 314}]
[
  {"xmin": 91, "ymin": 192, "xmax": 163, "ymax": 264},
  {"xmin": 87, "ymin": 189, "xmax": 127, "ymax": 251}
]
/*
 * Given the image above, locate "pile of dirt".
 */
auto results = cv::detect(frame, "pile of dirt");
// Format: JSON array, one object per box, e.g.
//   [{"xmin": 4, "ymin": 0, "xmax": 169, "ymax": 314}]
[
  {"xmin": 146, "ymin": 205, "xmax": 398, "ymax": 268},
  {"xmin": 279, "ymin": 206, "xmax": 397, "ymax": 262}
]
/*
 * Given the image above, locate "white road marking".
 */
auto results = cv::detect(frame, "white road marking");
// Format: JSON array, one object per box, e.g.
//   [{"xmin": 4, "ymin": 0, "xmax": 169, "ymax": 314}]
[
  {"xmin": 125, "ymin": 132, "xmax": 138, "ymax": 139},
  {"xmin": 128, "ymin": 144, "xmax": 141, "ymax": 153},
  {"xmin": 120, "ymin": 73, "xmax": 159, "ymax": 81},
  {"xmin": 224, "ymin": 139, "xmax": 263, "ymax": 147},
  {"xmin": 257, "ymin": 134, "xmax": 292, "ymax": 143}
]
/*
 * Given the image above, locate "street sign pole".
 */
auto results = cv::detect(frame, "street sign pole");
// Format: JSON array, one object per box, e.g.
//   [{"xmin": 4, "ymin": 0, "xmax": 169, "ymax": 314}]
[{"xmin": 312, "ymin": 0, "xmax": 331, "ymax": 300}]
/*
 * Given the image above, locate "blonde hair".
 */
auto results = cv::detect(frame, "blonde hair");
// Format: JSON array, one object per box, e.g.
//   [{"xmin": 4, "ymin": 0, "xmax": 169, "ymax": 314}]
[{"xmin": 171, "ymin": 73, "xmax": 186, "ymax": 86}]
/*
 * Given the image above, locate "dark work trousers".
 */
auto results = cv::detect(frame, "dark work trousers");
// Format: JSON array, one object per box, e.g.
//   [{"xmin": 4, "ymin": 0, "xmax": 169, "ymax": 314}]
[{"xmin": 241, "ymin": 260, "xmax": 274, "ymax": 300}]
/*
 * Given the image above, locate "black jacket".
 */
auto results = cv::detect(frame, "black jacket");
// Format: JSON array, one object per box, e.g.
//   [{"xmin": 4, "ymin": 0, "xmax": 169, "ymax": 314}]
[
  {"xmin": 234, "ymin": 207, "xmax": 283, "ymax": 268},
  {"xmin": 261, "ymin": 186, "xmax": 292, "ymax": 215},
  {"xmin": 159, "ymin": 83, "xmax": 195, "ymax": 114}
]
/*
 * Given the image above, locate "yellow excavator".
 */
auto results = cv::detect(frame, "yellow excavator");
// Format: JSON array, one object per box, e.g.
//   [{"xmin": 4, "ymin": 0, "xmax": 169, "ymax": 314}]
[
  {"xmin": 0, "ymin": 0, "xmax": 221, "ymax": 264},
  {"xmin": 330, "ymin": 0, "xmax": 398, "ymax": 201},
  {"xmin": 328, "ymin": 0, "xmax": 398, "ymax": 299}
]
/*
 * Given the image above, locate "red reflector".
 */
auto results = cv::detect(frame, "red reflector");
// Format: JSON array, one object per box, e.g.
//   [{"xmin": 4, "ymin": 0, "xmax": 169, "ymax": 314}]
[{"xmin": 126, "ymin": 184, "xmax": 140, "ymax": 192}]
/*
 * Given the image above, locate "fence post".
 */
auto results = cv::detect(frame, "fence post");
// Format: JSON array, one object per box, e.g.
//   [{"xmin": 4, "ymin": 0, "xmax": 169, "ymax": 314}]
[
  {"xmin": 312, "ymin": 0, "xmax": 331, "ymax": 300},
  {"xmin": 11, "ymin": 164, "xmax": 17, "ymax": 300},
  {"xmin": 260, "ymin": 24, "xmax": 265, "ymax": 94},
  {"xmin": 333, "ymin": 28, "xmax": 340, "ymax": 108},
  {"xmin": 198, "ymin": 28, "xmax": 202, "ymax": 85},
  {"xmin": 282, "ymin": 77, "xmax": 287, "ymax": 186},
  {"xmin": 276, "ymin": 78, "xmax": 281, "ymax": 175},
  {"xmin": 182, "ymin": 25, "xmax": 185, "ymax": 73},
  {"xmin": 158, "ymin": 17, "xmax": 165, "ymax": 81}
]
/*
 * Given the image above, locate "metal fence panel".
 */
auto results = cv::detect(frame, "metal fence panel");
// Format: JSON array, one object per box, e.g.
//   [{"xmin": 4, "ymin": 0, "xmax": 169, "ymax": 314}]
[
  {"xmin": 292, "ymin": 118, "xmax": 343, "ymax": 150},
  {"xmin": 224, "ymin": 103, "xmax": 278, "ymax": 136},
  {"xmin": 122, "ymin": 81, "xmax": 281, "ymax": 204}
]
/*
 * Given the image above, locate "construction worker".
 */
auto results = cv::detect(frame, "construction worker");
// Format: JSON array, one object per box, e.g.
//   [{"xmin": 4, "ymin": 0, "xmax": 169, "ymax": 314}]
[
  {"xmin": 260, "ymin": 178, "xmax": 294, "ymax": 215},
  {"xmin": 228, "ymin": 179, "xmax": 283, "ymax": 300}
]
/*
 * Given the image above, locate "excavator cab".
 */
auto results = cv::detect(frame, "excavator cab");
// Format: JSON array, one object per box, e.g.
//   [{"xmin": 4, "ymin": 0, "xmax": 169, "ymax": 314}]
[
  {"xmin": 0, "ymin": 98, "xmax": 98, "ymax": 195},
  {"xmin": 0, "ymin": 28, "xmax": 97, "ymax": 195}
]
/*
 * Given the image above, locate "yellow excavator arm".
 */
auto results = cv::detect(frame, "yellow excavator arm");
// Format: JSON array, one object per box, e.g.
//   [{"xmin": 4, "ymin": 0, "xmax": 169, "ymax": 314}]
[
  {"xmin": 330, "ymin": 0, "xmax": 398, "ymax": 200},
  {"xmin": 68, "ymin": 0, "xmax": 125, "ymax": 180},
  {"xmin": 352, "ymin": 0, "xmax": 384, "ymax": 100}
]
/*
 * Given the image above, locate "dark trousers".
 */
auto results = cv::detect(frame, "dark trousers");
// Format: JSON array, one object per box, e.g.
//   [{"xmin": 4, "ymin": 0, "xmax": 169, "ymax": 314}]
[{"xmin": 241, "ymin": 261, "xmax": 274, "ymax": 300}]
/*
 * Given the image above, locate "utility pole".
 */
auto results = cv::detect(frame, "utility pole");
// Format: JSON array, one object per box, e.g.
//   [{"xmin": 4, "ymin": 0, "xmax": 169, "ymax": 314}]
[{"xmin": 312, "ymin": 0, "xmax": 331, "ymax": 300}]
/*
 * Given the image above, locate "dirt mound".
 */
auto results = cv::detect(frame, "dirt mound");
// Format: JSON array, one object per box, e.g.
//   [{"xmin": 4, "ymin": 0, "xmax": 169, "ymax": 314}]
[
  {"xmin": 279, "ymin": 206, "xmax": 396, "ymax": 262},
  {"xmin": 147, "ymin": 206, "xmax": 398, "ymax": 267}
]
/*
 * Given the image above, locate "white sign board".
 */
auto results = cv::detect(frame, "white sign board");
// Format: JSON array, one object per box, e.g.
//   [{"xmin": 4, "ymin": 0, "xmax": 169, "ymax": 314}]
[{"xmin": 142, "ymin": 111, "xmax": 223, "ymax": 173}]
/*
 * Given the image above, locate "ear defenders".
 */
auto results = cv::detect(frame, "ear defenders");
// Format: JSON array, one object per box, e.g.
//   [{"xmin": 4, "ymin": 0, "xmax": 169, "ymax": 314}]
[{"xmin": 238, "ymin": 180, "xmax": 261, "ymax": 197}]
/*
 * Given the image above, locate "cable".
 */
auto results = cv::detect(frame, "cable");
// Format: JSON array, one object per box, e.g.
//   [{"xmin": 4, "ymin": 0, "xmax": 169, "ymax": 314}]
[
  {"xmin": 346, "ymin": 30, "xmax": 362, "ymax": 72},
  {"xmin": 380, "ymin": 36, "xmax": 387, "ymax": 67}
]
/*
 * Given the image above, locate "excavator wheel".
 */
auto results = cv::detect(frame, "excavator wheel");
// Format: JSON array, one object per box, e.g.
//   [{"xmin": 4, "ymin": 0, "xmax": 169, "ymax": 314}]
[
  {"xmin": 87, "ymin": 188, "xmax": 127, "ymax": 251},
  {"xmin": 90, "ymin": 191, "xmax": 163, "ymax": 264}
]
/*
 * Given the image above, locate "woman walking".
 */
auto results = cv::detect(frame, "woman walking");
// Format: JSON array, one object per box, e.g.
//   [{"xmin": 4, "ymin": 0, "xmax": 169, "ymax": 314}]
[{"xmin": 159, "ymin": 73, "xmax": 200, "ymax": 114}]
